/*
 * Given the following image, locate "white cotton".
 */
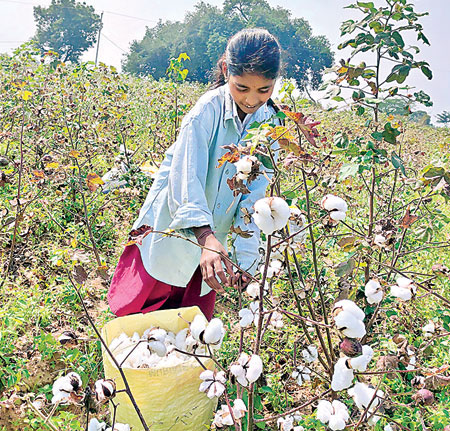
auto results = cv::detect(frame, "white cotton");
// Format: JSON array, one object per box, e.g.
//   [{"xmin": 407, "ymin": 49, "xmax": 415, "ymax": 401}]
[
  {"xmin": 349, "ymin": 345, "xmax": 374, "ymax": 372},
  {"xmin": 422, "ymin": 320, "xmax": 435, "ymax": 337},
  {"xmin": 88, "ymin": 418, "xmax": 107, "ymax": 431},
  {"xmin": 253, "ymin": 197, "xmax": 290, "ymax": 235},
  {"xmin": 268, "ymin": 311, "xmax": 284, "ymax": 330},
  {"xmin": 334, "ymin": 311, "xmax": 367, "ymax": 338},
  {"xmin": 131, "ymin": 332, "xmax": 141, "ymax": 343},
  {"xmin": 368, "ymin": 414, "xmax": 381, "ymax": 426},
  {"xmin": 316, "ymin": 400, "xmax": 333, "ymax": 423},
  {"xmin": 203, "ymin": 318, "xmax": 225, "ymax": 346},
  {"xmin": 277, "ymin": 415, "xmax": 295, "ymax": 430},
  {"xmin": 321, "ymin": 195, "xmax": 348, "ymax": 213},
  {"xmin": 246, "ymin": 355, "xmax": 263, "ymax": 383},
  {"xmin": 331, "ymin": 358, "xmax": 354, "ymax": 391},
  {"xmin": 239, "ymin": 308, "xmax": 254, "ymax": 328},
  {"xmin": 235, "ymin": 155, "xmax": 257, "ymax": 176},
  {"xmin": 301, "ymin": 345, "xmax": 318, "ymax": 363},
  {"xmin": 261, "ymin": 259, "xmax": 283, "ymax": 278},
  {"xmin": 106, "ymin": 424, "xmax": 130, "ymax": 431},
  {"xmin": 384, "ymin": 424, "xmax": 394, "ymax": 431},
  {"xmin": 148, "ymin": 340, "xmax": 167, "ymax": 357},
  {"xmin": 390, "ymin": 285, "xmax": 413, "ymax": 301},
  {"xmin": 374, "ymin": 234, "xmax": 387, "ymax": 247},
  {"xmin": 233, "ymin": 399, "xmax": 247, "ymax": 419},
  {"xmin": 334, "ymin": 300, "xmax": 365, "ymax": 321},
  {"xmin": 348, "ymin": 382, "xmax": 383, "ymax": 410},
  {"xmin": 289, "ymin": 207, "xmax": 307, "ymax": 244},
  {"xmin": 246, "ymin": 282, "xmax": 261, "ymax": 298},
  {"xmin": 199, "ymin": 370, "xmax": 226, "ymax": 399},
  {"xmin": 190, "ymin": 314, "xmax": 208, "ymax": 342},
  {"xmin": 230, "ymin": 364, "xmax": 248, "ymax": 386},
  {"xmin": 144, "ymin": 327, "xmax": 167, "ymax": 342},
  {"xmin": 51, "ymin": 372, "xmax": 82, "ymax": 404},
  {"xmin": 292, "ymin": 365, "xmax": 311, "ymax": 386},
  {"xmin": 365, "ymin": 279, "xmax": 384, "ymax": 304},
  {"xmin": 328, "ymin": 415, "xmax": 347, "ymax": 431},
  {"xmin": 397, "ymin": 276, "xmax": 414, "ymax": 289},
  {"xmin": 213, "ymin": 404, "xmax": 234, "ymax": 427},
  {"xmin": 175, "ymin": 328, "xmax": 188, "ymax": 350},
  {"xmin": 330, "ymin": 210, "xmax": 347, "ymax": 222}
]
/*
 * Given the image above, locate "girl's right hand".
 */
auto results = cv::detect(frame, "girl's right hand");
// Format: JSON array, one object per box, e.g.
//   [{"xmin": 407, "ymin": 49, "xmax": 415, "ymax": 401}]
[{"xmin": 199, "ymin": 234, "xmax": 235, "ymax": 293}]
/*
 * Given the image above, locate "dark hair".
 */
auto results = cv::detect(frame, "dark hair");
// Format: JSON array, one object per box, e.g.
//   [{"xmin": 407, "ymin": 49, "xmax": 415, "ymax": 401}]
[{"xmin": 210, "ymin": 28, "xmax": 281, "ymax": 89}]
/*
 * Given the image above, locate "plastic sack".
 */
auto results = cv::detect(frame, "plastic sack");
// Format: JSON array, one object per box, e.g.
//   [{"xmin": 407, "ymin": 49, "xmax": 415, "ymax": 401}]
[{"xmin": 101, "ymin": 306, "xmax": 216, "ymax": 431}]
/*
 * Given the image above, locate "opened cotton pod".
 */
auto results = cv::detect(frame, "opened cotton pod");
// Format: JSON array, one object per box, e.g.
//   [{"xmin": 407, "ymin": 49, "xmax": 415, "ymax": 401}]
[{"xmin": 101, "ymin": 306, "xmax": 216, "ymax": 431}]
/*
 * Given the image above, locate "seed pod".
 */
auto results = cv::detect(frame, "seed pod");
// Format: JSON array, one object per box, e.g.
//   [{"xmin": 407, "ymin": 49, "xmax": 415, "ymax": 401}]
[
  {"xmin": 412, "ymin": 388, "xmax": 434, "ymax": 405},
  {"xmin": 94, "ymin": 379, "xmax": 116, "ymax": 404},
  {"xmin": 340, "ymin": 338, "xmax": 363, "ymax": 357}
]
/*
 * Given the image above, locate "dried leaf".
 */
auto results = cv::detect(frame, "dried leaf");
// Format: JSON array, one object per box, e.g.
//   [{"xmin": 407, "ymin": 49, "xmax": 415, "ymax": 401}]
[
  {"xmin": 86, "ymin": 173, "xmax": 104, "ymax": 192},
  {"xmin": 125, "ymin": 224, "xmax": 153, "ymax": 246},
  {"xmin": 335, "ymin": 258, "xmax": 356, "ymax": 278},
  {"xmin": 266, "ymin": 126, "xmax": 295, "ymax": 142},
  {"xmin": 96, "ymin": 265, "xmax": 109, "ymax": 281},
  {"xmin": 282, "ymin": 110, "xmax": 321, "ymax": 147},
  {"xmin": 69, "ymin": 150, "xmax": 80, "ymax": 158},
  {"xmin": 337, "ymin": 236, "xmax": 357, "ymax": 251},
  {"xmin": 73, "ymin": 265, "xmax": 88, "ymax": 284},
  {"xmin": 217, "ymin": 145, "xmax": 240, "ymax": 168},
  {"xmin": 400, "ymin": 206, "xmax": 419, "ymax": 229},
  {"xmin": 227, "ymin": 176, "xmax": 250, "ymax": 197},
  {"xmin": 240, "ymin": 207, "xmax": 252, "ymax": 225},
  {"xmin": 230, "ymin": 225, "xmax": 254, "ymax": 238}
]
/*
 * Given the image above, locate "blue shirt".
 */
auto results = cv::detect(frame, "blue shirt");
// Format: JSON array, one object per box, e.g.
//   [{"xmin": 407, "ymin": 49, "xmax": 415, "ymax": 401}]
[{"xmin": 132, "ymin": 83, "xmax": 279, "ymax": 296}]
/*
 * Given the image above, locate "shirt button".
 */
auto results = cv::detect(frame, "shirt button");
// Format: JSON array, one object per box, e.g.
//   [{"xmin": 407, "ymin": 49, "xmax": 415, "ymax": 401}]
[
  {"xmin": 225, "ymin": 169, "xmax": 229, "ymax": 175},
  {"xmin": 216, "ymin": 203, "xmax": 221, "ymax": 209}
]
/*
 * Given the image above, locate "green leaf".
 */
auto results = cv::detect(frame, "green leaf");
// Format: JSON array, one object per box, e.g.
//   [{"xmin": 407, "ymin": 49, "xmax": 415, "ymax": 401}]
[
  {"xmin": 340, "ymin": 163, "xmax": 359, "ymax": 180},
  {"xmin": 334, "ymin": 132, "xmax": 349, "ymax": 149},
  {"xmin": 275, "ymin": 111, "xmax": 287, "ymax": 119},
  {"xmin": 356, "ymin": 106, "xmax": 365, "ymax": 116},
  {"xmin": 382, "ymin": 122, "xmax": 401, "ymax": 144},
  {"xmin": 256, "ymin": 153, "xmax": 274, "ymax": 170},
  {"xmin": 392, "ymin": 31, "xmax": 405, "ymax": 48},
  {"xmin": 335, "ymin": 258, "xmax": 356, "ymax": 278},
  {"xmin": 391, "ymin": 151, "xmax": 406, "ymax": 176},
  {"xmin": 371, "ymin": 131, "xmax": 383, "ymax": 141},
  {"xmin": 418, "ymin": 32, "xmax": 430, "ymax": 45},
  {"xmin": 332, "ymin": 96, "xmax": 345, "ymax": 102},
  {"xmin": 421, "ymin": 65, "xmax": 433, "ymax": 80},
  {"xmin": 357, "ymin": 1, "xmax": 375, "ymax": 8}
]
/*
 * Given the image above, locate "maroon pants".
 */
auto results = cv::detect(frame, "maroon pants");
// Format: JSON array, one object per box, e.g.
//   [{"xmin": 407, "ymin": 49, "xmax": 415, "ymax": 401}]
[{"xmin": 107, "ymin": 245, "xmax": 216, "ymax": 320}]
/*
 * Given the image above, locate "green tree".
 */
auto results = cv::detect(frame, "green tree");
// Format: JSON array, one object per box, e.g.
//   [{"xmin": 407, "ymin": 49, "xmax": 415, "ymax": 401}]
[
  {"xmin": 123, "ymin": 0, "xmax": 333, "ymax": 88},
  {"xmin": 436, "ymin": 111, "xmax": 450, "ymax": 126},
  {"xmin": 33, "ymin": 0, "xmax": 101, "ymax": 63}
]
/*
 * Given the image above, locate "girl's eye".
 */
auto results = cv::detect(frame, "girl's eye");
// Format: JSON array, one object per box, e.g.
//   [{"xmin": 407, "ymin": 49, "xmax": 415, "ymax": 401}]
[{"xmin": 259, "ymin": 89, "xmax": 270, "ymax": 94}]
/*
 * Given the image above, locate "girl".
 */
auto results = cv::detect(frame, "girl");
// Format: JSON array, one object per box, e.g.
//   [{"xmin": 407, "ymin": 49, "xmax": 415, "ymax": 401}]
[{"xmin": 107, "ymin": 28, "xmax": 282, "ymax": 320}]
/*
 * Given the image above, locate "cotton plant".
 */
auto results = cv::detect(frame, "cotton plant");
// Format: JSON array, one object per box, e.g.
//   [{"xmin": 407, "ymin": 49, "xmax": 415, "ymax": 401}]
[
  {"xmin": 212, "ymin": 398, "xmax": 247, "ymax": 428},
  {"xmin": 320, "ymin": 194, "xmax": 348, "ymax": 222},
  {"xmin": 230, "ymin": 353, "xmax": 263, "ymax": 387},
  {"xmin": 94, "ymin": 379, "xmax": 116, "ymax": 404},
  {"xmin": 51, "ymin": 372, "xmax": 83, "ymax": 404},
  {"xmin": 390, "ymin": 276, "xmax": 417, "ymax": 301},
  {"xmin": 245, "ymin": 281, "xmax": 268, "ymax": 299},
  {"xmin": 190, "ymin": 315, "xmax": 226, "ymax": 348},
  {"xmin": 333, "ymin": 300, "xmax": 366, "ymax": 339},
  {"xmin": 365, "ymin": 279, "xmax": 384, "ymax": 304},
  {"xmin": 260, "ymin": 259, "xmax": 283, "ymax": 278},
  {"xmin": 253, "ymin": 197, "xmax": 291, "ymax": 235},
  {"xmin": 331, "ymin": 358, "xmax": 354, "ymax": 391},
  {"xmin": 268, "ymin": 311, "xmax": 284, "ymax": 330},
  {"xmin": 301, "ymin": 345, "xmax": 318, "ymax": 363},
  {"xmin": 292, "ymin": 365, "xmax": 311, "ymax": 386},
  {"xmin": 348, "ymin": 382, "xmax": 384, "ymax": 425},
  {"xmin": 316, "ymin": 400, "xmax": 350, "ymax": 430},
  {"xmin": 199, "ymin": 369, "xmax": 227, "ymax": 399}
]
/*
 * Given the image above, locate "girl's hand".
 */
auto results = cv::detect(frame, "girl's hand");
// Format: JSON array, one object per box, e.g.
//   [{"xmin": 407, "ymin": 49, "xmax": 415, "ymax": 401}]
[
  {"xmin": 199, "ymin": 233, "xmax": 235, "ymax": 293},
  {"xmin": 232, "ymin": 271, "xmax": 251, "ymax": 290}
]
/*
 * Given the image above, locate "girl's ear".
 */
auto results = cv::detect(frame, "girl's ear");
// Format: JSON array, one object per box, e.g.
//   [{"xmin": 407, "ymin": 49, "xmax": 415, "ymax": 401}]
[{"xmin": 221, "ymin": 62, "xmax": 228, "ymax": 81}]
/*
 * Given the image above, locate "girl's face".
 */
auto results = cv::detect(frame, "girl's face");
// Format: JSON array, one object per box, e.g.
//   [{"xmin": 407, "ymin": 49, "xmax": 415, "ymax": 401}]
[{"xmin": 225, "ymin": 69, "xmax": 276, "ymax": 117}]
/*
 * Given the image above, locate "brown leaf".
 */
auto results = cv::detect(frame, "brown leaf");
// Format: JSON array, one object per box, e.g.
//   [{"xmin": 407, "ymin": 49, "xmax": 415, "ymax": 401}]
[
  {"xmin": 337, "ymin": 236, "xmax": 357, "ymax": 251},
  {"xmin": 240, "ymin": 207, "xmax": 252, "ymax": 225},
  {"xmin": 126, "ymin": 224, "xmax": 154, "ymax": 246},
  {"xmin": 217, "ymin": 145, "xmax": 240, "ymax": 168},
  {"xmin": 0, "ymin": 170, "xmax": 9, "ymax": 187},
  {"xmin": 426, "ymin": 374, "xmax": 450, "ymax": 390},
  {"xmin": 400, "ymin": 206, "xmax": 419, "ymax": 229},
  {"xmin": 96, "ymin": 265, "xmax": 109, "ymax": 281},
  {"xmin": 73, "ymin": 265, "xmax": 88, "ymax": 285},
  {"xmin": 230, "ymin": 225, "xmax": 254, "ymax": 238},
  {"xmin": 282, "ymin": 110, "xmax": 321, "ymax": 147},
  {"xmin": 227, "ymin": 176, "xmax": 250, "ymax": 197},
  {"xmin": 86, "ymin": 172, "xmax": 104, "ymax": 192}
]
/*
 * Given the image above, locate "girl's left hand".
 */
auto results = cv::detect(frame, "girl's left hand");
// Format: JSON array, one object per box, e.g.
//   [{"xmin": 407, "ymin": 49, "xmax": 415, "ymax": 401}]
[{"xmin": 232, "ymin": 271, "xmax": 250, "ymax": 290}]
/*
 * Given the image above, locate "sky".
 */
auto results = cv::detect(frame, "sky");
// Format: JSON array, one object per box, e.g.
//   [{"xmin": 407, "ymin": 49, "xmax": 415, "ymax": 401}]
[{"xmin": 0, "ymin": 0, "xmax": 449, "ymax": 121}]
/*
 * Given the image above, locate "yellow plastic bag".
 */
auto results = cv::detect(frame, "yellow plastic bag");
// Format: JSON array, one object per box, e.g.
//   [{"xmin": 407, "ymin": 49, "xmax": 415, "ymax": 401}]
[{"xmin": 101, "ymin": 306, "xmax": 216, "ymax": 431}]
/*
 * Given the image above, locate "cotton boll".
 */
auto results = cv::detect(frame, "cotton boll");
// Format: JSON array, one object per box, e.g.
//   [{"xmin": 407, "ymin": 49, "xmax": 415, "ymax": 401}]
[
  {"xmin": 368, "ymin": 414, "xmax": 381, "ymax": 426},
  {"xmin": 233, "ymin": 399, "xmax": 247, "ymax": 419},
  {"xmin": 246, "ymin": 355, "xmax": 263, "ymax": 383},
  {"xmin": 348, "ymin": 382, "xmax": 383, "ymax": 410},
  {"xmin": 334, "ymin": 300, "xmax": 365, "ymax": 321},
  {"xmin": 131, "ymin": 332, "xmax": 140, "ymax": 343},
  {"xmin": 349, "ymin": 345, "xmax": 374, "ymax": 372},
  {"xmin": 175, "ymin": 328, "xmax": 188, "ymax": 350},
  {"xmin": 397, "ymin": 276, "xmax": 414, "ymax": 289},
  {"xmin": 316, "ymin": 400, "xmax": 333, "ymax": 423},
  {"xmin": 334, "ymin": 311, "xmax": 367, "ymax": 338},
  {"xmin": 301, "ymin": 345, "xmax": 318, "ymax": 363},
  {"xmin": 230, "ymin": 364, "xmax": 248, "ymax": 386},
  {"xmin": 270, "ymin": 197, "xmax": 291, "ymax": 231},
  {"xmin": 88, "ymin": 418, "xmax": 107, "ymax": 431},
  {"xmin": 148, "ymin": 340, "xmax": 167, "ymax": 357},
  {"xmin": 94, "ymin": 379, "xmax": 116, "ymax": 404},
  {"xmin": 365, "ymin": 279, "xmax": 384, "ymax": 304},
  {"xmin": 190, "ymin": 315, "xmax": 208, "ymax": 342},
  {"xmin": 203, "ymin": 318, "xmax": 225, "ymax": 346},
  {"xmin": 106, "ymin": 424, "xmax": 130, "ymax": 431},
  {"xmin": 292, "ymin": 365, "xmax": 311, "ymax": 386},
  {"xmin": 328, "ymin": 415, "xmax": 347, "ymax": 431},
  {"xmin": 331, "ymin": 358, "xmax": 354, "ymax": 391},
  {"xmin": 144, "ymin": 327, "xmax": 167, "ymax": 343},
  {"xmin": 277, "ymin": 415, "xmax": 295, "ymax": 430},
  {"xmin": 422, "ymin": 320, "xmax": 435, "ymax": 337},
  {"xmin": 321, "ymin": 195, "xmax": 348, "ymax": 213},
  {"xmin": 384, "ymin": 425, "xmax": 394, "ymax": 431},
  {"xmin": 330, "ymin": 210, "xmax": 346, "ymax": 222},
  {"xmin": 246, "ymin": 282, "xmax": 261, "ymax": 298},
  {"xmin": 239, "ymin": 308, "xmax": 254, "ymax": 328},
  {"xmin": 390, "ymin": 285, "xmax": 413, "ymax": 301},
  {"xmin": 374, "ymin": 234, "xmax": 387, "ymax": 247},
  {"xmin": 268, "ymin": 311, "xmax": 284, "ymax": 330}
]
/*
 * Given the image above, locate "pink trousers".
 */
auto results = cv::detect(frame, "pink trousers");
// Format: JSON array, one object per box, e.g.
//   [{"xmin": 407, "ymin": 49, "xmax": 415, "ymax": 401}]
[{"xmin": 107, "ymin": 245, "xmax": 216, "ymax": 320}]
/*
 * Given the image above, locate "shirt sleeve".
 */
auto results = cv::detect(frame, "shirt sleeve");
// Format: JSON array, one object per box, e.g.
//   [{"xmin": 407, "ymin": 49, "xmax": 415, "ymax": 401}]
[{"xmin": 167, "ymin": 111, "xmax": 215, "ymax": 231}]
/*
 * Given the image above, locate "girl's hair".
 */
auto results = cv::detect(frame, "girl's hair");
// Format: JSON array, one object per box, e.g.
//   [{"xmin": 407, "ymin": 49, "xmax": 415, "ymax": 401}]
[{"xmin": 210, "ymin": 28, "xmax": 281, "ymax": 89}]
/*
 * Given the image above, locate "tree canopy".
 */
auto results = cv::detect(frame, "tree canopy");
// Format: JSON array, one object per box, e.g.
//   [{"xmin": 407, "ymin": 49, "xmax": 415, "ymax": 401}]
[
  {"xmin": 123, "ymin": 0, "xmax": 333, "ymax": 88},
  {"xmin": 33, "ymin": 0, "xmax": 101, "ymax": 63}
]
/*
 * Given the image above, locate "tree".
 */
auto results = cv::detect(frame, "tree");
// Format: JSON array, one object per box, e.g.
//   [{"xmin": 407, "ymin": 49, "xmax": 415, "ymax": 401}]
[
  {"xmin": 123, "ymin": 0, "xmax": 333, "ymax": 88},
  {"xmin": 436, "ymin": 111, "xmax": 450, "ymax": 126},
  {"xmin": 33, "ymin": 0, "xmax": 101, "ymax": 63}
]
